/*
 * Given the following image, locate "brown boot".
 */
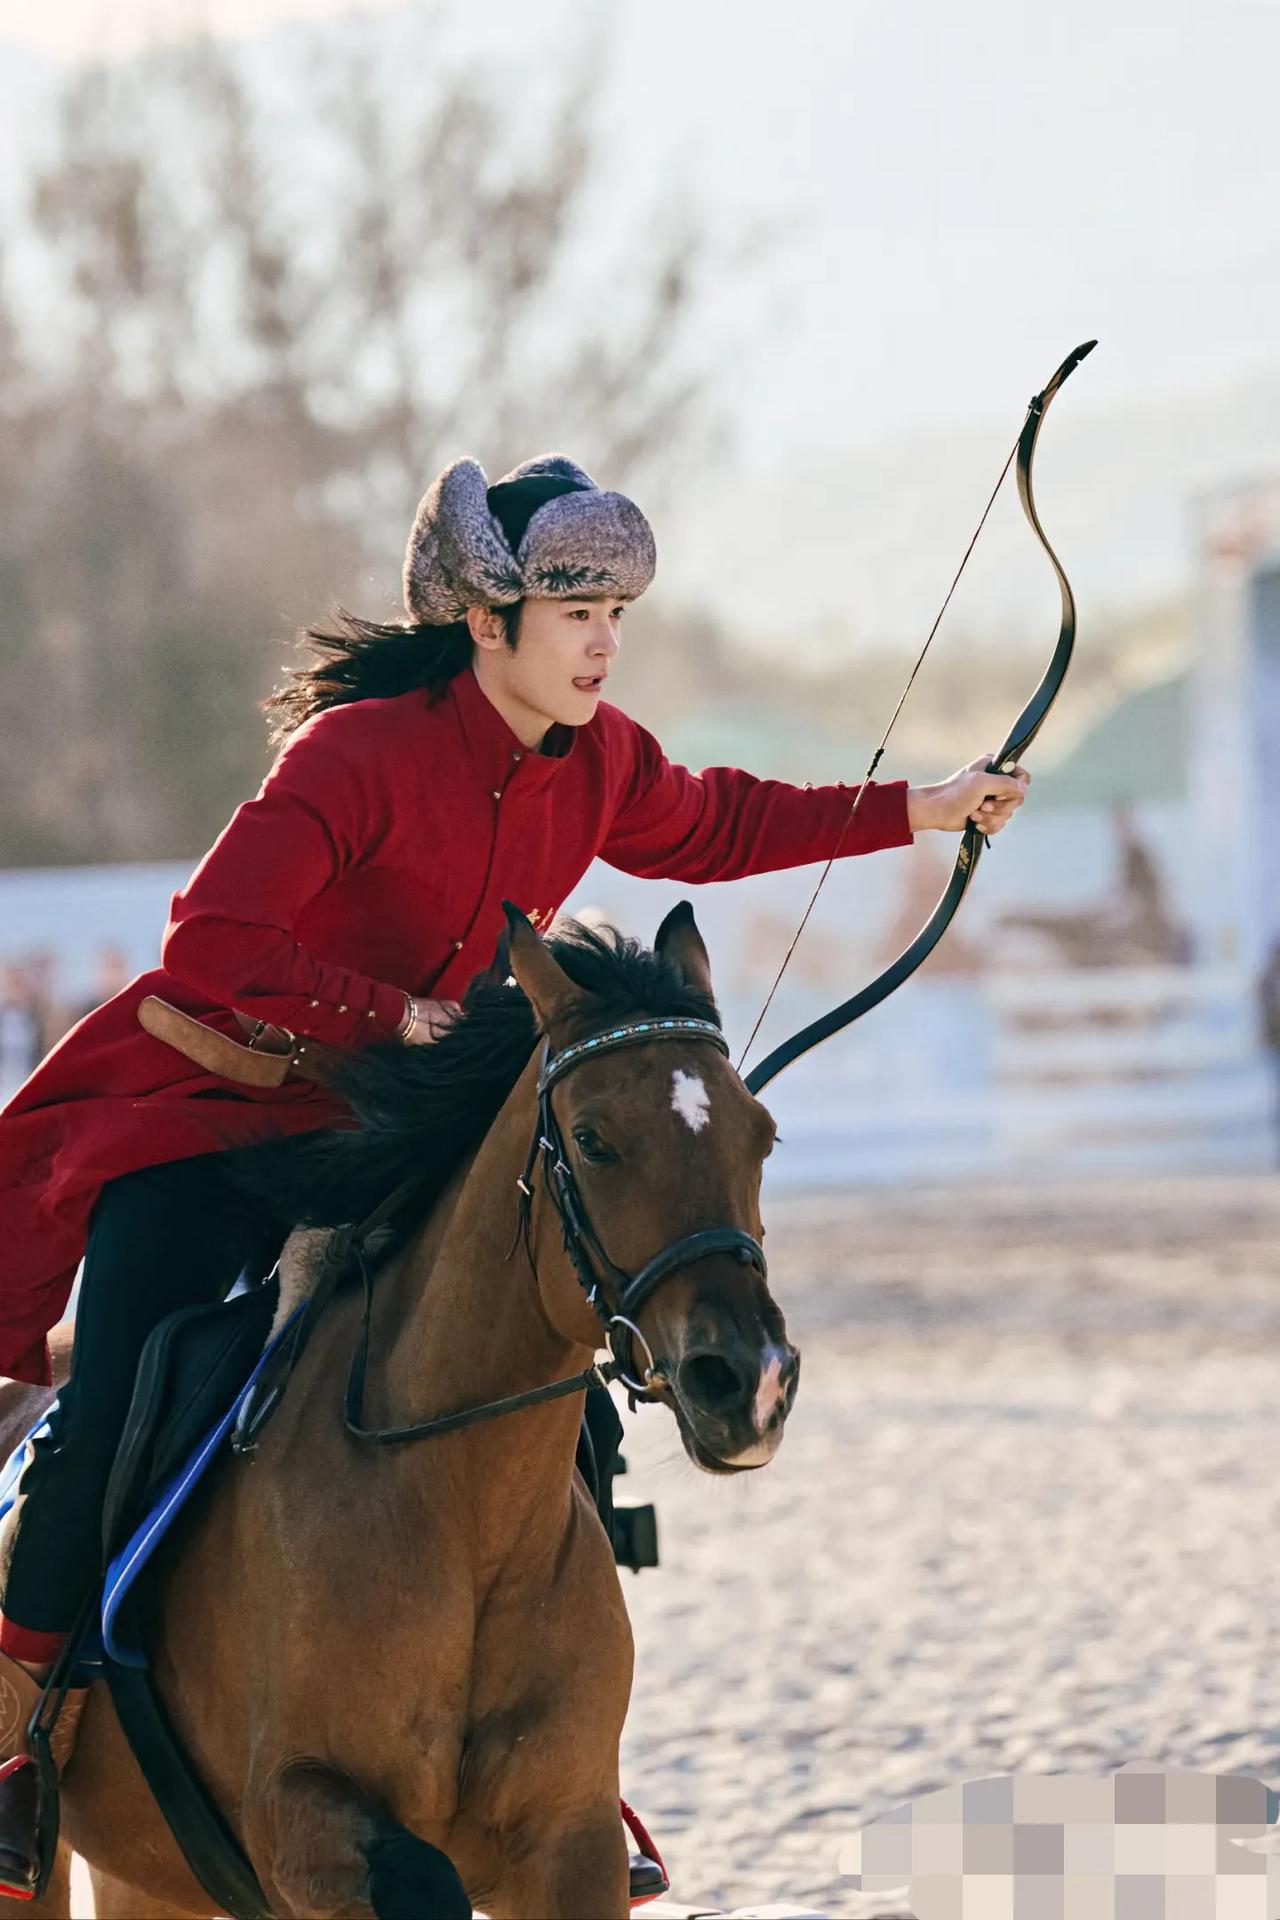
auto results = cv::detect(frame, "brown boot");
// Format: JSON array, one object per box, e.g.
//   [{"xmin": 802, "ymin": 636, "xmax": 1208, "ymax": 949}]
[{"xmin": 0, "ymin": 1652, "xmax": 89, "ymax": 1900}]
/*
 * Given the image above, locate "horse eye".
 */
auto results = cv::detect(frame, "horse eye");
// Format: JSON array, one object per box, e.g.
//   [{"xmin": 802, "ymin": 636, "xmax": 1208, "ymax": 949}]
[{"xmin": 572, "ymin": 1126, "xmax": 617, "ymax": 1165}]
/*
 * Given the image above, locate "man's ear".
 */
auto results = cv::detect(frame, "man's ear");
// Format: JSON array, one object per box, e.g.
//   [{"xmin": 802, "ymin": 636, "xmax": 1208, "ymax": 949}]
[
  {"xmin": 503, "ymin": 902, "xmax": 582, "ymax": 1034},
  {"xmin": 654, "ymin": 900, "xmax": 716, "ymax": 1003},
  {"xmin": 467, "ymin": 605, "xmax": 507, "ymax": 652}
]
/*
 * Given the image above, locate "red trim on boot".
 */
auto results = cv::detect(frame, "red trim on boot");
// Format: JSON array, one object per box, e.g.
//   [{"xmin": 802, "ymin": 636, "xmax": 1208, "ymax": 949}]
[
  {"xmin": 0, "ymin": 1615, "xmax": 66, "ymax": 1666},
  {"xmin": 621, "ymin": 1796, "xmax": 667, "ymax": 1907}
]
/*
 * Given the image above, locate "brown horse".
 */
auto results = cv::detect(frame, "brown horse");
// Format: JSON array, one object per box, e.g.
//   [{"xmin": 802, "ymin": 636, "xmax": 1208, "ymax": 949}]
[{"xmin": 0, "ymin": 904, "xmax": 797, "ymax": 1919}]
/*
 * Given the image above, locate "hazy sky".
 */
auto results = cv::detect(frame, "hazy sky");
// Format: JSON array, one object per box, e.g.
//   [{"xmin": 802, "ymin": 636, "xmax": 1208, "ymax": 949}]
[
  {"xmin": 3, "ymin": 0, "xmax": 1278, "ymax": 647},
  {"xmin": 13, "ymin": 0, "xmax": 1276, "ymax": 421}
]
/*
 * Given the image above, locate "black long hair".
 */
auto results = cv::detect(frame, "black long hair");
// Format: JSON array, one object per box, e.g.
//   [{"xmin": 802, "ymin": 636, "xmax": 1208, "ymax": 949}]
[
  {"xmin": 261, "ymin": 609, "xmax": 503, "ymax": 747},
  {"xmin": 261, "ymin": 469, "xmax": 592, "ymax": 746}
]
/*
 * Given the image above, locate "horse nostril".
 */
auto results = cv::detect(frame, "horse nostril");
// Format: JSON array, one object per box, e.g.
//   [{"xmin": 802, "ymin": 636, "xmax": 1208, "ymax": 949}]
[{"xmin": 677, "ymin": 1350, "xmax": 750, "ymax": 1413}]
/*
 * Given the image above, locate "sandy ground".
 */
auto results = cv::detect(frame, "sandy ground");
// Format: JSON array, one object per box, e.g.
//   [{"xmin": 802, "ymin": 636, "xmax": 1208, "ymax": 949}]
[{"xmin": 619, "ymin": 1173, "xmax": 1280, "ymax": 1918}]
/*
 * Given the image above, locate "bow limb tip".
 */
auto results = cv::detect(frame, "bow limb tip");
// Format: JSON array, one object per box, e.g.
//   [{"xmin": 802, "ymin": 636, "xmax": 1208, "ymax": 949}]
[
  {"xmin": 1054, "ymin": 338, "xmax": 1099, "ymax": 387},
  {"xmin": 1036, "ymin": 338, "xmax": 1098, "ymax": 407}
]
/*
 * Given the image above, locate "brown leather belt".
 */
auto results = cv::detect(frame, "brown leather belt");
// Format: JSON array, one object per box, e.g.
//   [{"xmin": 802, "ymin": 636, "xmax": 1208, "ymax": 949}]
[{"xmin": 137, "ymin": 995, "xmax": 350, "ymax": 1089}]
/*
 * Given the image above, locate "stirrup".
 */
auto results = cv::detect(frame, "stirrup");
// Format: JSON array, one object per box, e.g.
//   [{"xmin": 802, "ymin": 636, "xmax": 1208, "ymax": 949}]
[
  {"xmin": 0, "ymin": 1752, "xmax": 41, "ymax": 1901},
  {"xmin": 623, "ymin": 1797, "xmax": 669, "ymax": 1906},
  {"xmin": 0, "ymin": 1607, "xmax": 96, "ymax": 1901}
]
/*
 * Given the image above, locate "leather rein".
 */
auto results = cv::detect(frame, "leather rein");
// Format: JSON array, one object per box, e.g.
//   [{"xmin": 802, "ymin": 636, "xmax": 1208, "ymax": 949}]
[{"xmin": 236, "ymin": 1013, "xmax": 766, "ymax": 1454}]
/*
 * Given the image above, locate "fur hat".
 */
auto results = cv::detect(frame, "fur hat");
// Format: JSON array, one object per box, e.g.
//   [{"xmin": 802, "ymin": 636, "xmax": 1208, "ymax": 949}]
[{"xmin": 403, "ymin": 452, "xmax": 657, "ymax": 624}]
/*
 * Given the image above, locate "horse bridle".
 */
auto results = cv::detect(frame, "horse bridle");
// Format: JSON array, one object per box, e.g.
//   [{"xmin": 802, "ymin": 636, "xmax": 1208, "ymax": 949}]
[
  {"xmin": 334, "ymin": 1013, "xmax": 767, "ymax": 1448},
  {"xmin": 514, "ymin": 1015, "xmax": 768, "ymax": 1399}
]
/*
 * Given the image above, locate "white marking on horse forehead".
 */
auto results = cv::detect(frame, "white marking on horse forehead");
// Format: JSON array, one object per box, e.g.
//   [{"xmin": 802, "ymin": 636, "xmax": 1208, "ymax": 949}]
[{"xmin": 670, "ymin": 1067, "xmax": 711, "ymax": 1133}]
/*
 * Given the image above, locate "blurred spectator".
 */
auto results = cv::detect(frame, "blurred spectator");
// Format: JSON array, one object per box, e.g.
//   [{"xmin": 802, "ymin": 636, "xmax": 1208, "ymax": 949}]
[
  {"xmin": 1110, "ymin": 805, "xmax": 1192, "ymax": 964},
  {"xmin": 1258, "ymin": 940, "xmax": 1280, "ymax": 1149},
  {"xmin": 0, "ymin": 963, "xmax": 42, "ymax": 1104},
  {"xmin": 64, "ymin": 945, "xmax": 133, "ymax": 1034},
  {"xmin": 21, "ymin": 947, "xmax": 65, "ymax": 1055},
  {"xmin": 1000, "ymin": 807, "xmax": 1191, "ymax": 967}
]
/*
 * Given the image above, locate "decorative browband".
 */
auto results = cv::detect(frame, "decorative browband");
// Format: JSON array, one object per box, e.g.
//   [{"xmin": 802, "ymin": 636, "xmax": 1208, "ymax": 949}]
[{"xmin": 537, "ymin": 1017, "xmax": 729, "ymax": 1095}]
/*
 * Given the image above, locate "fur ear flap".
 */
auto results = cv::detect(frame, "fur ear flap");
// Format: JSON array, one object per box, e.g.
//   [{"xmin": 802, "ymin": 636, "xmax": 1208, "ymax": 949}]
[
  {"xmin": 654, "ymin": 900, "xmax": 716, "ymax": 1003},
  {"xmin": 518, "ymin": 488, "xmax": 656, "ymax": 601},
  {"xmin": 403, "ymin": 459, "xmax": 524, "ymax": 624},
  {"xmin": 502, "ymin": 902, "xmax": 583, "ymax": 1035}
]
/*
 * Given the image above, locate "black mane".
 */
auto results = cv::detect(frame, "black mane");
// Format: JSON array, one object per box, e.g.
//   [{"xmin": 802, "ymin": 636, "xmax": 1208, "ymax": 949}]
[{"xmin": 223, "ymin": 919, "xmax": 719, "ymax": 1249}]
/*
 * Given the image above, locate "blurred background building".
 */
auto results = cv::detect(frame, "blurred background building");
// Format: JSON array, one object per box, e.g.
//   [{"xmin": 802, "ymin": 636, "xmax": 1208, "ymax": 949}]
[{"xmin": 2, "ymin": 0, "xmax": 1278, "ymax": 1183}]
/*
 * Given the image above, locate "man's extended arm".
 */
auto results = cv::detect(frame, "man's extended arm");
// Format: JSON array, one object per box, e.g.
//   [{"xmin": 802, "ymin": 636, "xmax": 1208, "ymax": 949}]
[{"xmin": 599, "ymin": 716, "xmax": 912, "ymax": 883}]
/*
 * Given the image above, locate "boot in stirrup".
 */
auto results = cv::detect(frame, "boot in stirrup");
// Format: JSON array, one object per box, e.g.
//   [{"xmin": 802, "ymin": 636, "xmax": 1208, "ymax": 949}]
[
  {"xmin": 622, "ymin": 1797, "xmax": 669, "ymax": 1905},
  {"xmin": 0, "ymin": 1653, "xmax": 89, "ymax": 1901}
]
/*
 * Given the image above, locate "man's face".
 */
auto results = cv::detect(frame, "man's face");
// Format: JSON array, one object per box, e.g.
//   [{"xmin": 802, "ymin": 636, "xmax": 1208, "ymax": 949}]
[{"xmin": 470, "ymin": 595, "xmax": 625, "ymax": 741}]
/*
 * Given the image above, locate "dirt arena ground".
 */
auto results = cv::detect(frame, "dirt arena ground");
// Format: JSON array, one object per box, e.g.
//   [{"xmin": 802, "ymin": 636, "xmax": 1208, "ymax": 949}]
[{"xmin": 620, "ymin": 1173, "xmax": 1280, "ymax": 1917}]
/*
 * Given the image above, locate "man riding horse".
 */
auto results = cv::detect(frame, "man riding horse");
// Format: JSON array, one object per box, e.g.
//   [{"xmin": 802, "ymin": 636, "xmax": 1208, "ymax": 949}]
[{"xmin": 0, "ymin": 451, "xmax": 1029, "ymax": 1899}]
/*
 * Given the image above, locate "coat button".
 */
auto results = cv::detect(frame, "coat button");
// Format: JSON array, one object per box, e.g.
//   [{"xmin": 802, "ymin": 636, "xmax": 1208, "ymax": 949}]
[
  {"xmin": 308, "ymin": 998, "xmax": 320, "ymax": 1007},
  {"xmin": 492, "ymin": 789, "xmax": 502, "ymax": 800},
  {"xmin": 366, "ymin": 1009, "xmax": 376, "ymax": 1018},
  {"xmin": 512, "ymin": 750, "xmax": 522, "ymax": 761},
  {"xmin": 337, "ymin": 1003, "xmax": 347, "ymax": 1013},
  {"xmin": 454, "ymin": 939, "xmax": 464, "ymax": 950}
]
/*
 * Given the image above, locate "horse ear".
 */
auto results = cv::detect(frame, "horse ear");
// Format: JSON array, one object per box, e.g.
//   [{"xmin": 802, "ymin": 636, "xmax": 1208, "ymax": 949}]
[
  {"xmin": 654, "ymin": 900, "xmax": 715, "ymax": 1001},
  {"xmin": 502, "ymin": 901, "xmax": 581, "ymax": 1032}
]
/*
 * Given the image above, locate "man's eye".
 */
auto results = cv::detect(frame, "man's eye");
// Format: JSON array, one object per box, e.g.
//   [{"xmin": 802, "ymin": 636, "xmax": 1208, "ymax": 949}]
[{"xmin": 572, "ymin": 1127, "xmax": 617, "ymax": 1165}]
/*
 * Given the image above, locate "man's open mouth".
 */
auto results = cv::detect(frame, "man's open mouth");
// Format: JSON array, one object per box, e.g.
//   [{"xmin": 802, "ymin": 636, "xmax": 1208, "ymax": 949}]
[{"xmin": 572, "ymin": 674, "xmax": 606, "ymax": 692}]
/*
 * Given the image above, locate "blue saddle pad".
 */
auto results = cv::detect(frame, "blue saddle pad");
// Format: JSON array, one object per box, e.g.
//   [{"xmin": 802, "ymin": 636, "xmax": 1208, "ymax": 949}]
[{"xmin": 0, "ymin": 1310, "xmax": 300, "ymax": 1672}]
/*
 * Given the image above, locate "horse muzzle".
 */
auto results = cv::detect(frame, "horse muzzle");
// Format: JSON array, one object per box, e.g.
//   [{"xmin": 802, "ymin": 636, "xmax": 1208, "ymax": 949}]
[{"xmin": 670, "ymin": 1338, "xmax": 800, "ymax": 1474}]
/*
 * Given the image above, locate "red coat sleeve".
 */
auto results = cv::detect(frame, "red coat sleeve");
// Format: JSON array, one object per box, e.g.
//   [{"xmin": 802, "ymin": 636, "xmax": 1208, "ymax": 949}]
[
  {"xmin": 160, "ymin": 714, "xmax": 410, "ymax": 1049},
  {"xmin": 599, "ymin": 716, "xmax": 913, "ymax": 883}
]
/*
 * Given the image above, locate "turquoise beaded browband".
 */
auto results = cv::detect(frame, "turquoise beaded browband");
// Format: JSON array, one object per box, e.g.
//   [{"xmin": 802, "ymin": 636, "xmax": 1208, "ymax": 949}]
[{"xmin": 536, "ymin": 1018, "xmax": 730, "ymax": 1096}]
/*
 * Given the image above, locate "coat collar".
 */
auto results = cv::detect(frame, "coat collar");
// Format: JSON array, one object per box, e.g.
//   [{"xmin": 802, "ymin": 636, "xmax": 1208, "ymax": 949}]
[{"xmin": 447, "ymin": 664, "xmax": 579, "ymax": 793}]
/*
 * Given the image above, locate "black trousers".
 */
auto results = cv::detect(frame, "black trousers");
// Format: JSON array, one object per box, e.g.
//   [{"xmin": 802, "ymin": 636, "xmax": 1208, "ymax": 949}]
[
  {"xmin": 0, "ymin": 1152, "xmax": 283, "ymax": 1638},
  {"xmin": 0, "ymin": 1150, "xmax": 626, "ymax": 1639}
]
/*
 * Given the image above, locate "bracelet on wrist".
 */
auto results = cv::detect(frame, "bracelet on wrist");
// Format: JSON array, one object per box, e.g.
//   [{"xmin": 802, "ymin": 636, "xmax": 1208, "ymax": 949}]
[{"xmin": 398, "ymin": 992, "xmax": 418, "ymax": 1041}]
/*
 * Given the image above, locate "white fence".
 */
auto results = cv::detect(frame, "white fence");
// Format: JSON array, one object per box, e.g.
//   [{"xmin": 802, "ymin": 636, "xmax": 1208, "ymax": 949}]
[
  {"xmin": 984, "ymin": 965, "xmax": 1273, "ymax": 1174},
  {"xmin": 757, "ymin": 965, "xmax": 1274, "ymax": 1190},
  {"xmin": 2, "ymin": 863, "xmax": 1274, "ymax": 1187}
]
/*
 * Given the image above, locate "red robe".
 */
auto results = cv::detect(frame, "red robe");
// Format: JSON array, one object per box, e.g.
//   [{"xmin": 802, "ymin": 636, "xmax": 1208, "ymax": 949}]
[{"xmin": 0, "ymin": 667, "xmax": 912, "ymax": 1383}]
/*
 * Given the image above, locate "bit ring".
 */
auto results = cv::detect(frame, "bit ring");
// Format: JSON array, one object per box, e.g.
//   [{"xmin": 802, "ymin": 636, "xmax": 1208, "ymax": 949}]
[{"xmin": 607, "ymin": 1313, "xmax": 664, "ymax": 1397}]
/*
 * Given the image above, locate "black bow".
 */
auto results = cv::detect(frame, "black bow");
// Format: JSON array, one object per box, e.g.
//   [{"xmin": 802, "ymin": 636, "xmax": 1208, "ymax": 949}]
[{"xmin": 739, "ymin": 340, "xmax": 1097, "ymax": 1097}]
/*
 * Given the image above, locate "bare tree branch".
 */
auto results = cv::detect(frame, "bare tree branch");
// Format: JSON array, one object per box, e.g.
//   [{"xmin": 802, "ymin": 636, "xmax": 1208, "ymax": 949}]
[{"xmin": 0, "ymin": 10, "xmax": 760, "ymax": 864}]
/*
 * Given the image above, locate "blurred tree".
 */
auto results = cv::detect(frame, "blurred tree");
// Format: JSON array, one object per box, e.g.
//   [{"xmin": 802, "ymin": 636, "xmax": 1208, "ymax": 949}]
[{"xmin": 0, "ymin": 14, "xmax": 738, "ymax": 864}]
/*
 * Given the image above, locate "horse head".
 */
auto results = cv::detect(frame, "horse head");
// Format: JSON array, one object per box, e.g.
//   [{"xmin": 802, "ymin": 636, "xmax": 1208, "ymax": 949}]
[{"xmin": 506, "ymin": 901, "xmax": 799, "ymax": 1475}]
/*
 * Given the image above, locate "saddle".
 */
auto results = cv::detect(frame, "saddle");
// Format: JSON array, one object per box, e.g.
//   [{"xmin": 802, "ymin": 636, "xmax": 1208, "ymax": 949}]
[{"xmin": 101, "ymin": 1279, "xmax": 281, "ymax": 1567}]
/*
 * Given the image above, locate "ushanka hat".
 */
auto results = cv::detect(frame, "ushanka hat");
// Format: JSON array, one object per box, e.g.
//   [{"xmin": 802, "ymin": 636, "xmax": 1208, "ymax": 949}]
[{"xmin": 403, "ymin": 452, "xmax": 656, "ymax": 624}]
